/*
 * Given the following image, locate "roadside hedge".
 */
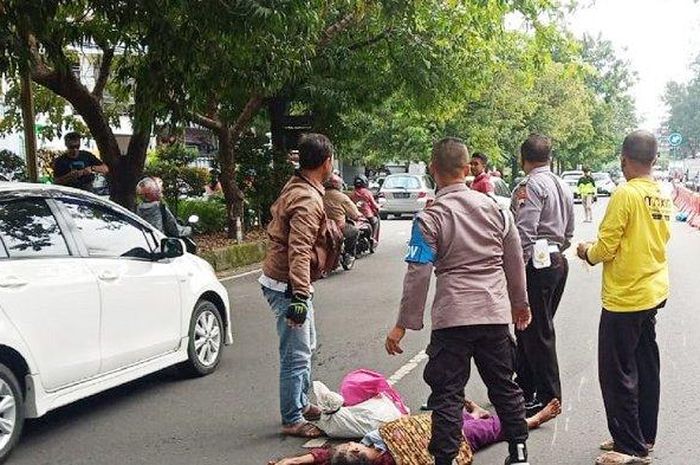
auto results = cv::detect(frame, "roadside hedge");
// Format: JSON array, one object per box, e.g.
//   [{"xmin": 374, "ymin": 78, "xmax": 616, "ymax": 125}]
[
  {"xmin": 178, "ymin": 198, "xmax": 227, "ymax": 234},
  {"xmin": 200, "ymin": 241, "xmax": 266, "ymax": 273}
]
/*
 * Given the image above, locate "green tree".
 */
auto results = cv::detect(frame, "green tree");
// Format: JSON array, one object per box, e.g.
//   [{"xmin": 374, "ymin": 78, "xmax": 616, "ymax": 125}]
[
  {"xmin": 0, "ymin": 0, "xmax": 184, "ymax": 209},
  {"xmin": 663, "ymin": 60, "xmax": 700, "ymax": 158}
]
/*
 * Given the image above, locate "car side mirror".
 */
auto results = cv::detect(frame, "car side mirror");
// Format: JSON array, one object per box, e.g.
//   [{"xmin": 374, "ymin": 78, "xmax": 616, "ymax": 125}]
[{"xmin": 160, "ymin": 237, "xmax": 185, "ymax": 259}]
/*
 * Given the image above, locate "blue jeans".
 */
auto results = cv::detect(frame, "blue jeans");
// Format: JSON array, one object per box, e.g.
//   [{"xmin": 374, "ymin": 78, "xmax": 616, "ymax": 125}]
[{"xmin": 261, "ymin": 286, "xmax": 317, "ymax": 425}]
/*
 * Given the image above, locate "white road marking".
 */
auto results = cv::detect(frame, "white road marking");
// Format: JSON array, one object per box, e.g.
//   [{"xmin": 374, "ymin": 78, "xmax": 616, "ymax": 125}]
[
  {"xmin": 219, "ymin": 268, "xmax": 262, "ymax": 282},
  {"xmin": 387, "ymin": 350, "xmax": 428, "ymax": 386}
]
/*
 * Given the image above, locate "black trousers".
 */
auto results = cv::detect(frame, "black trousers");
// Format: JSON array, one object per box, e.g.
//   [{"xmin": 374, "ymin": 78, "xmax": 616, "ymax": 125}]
[
  {"xmin": 424, "ymin": 325, "xmax": 528, "ymax": 465},
  {"xmin": 515, "ymin": 253, "xmax": 568, "ymax": 404},
  {"xmin": 599, "ymin": 305, "xmax": 663, "ymax": 457},
  {"xmin": 343, "ymin": 223, "xmax": 359, "ymax": 256}
]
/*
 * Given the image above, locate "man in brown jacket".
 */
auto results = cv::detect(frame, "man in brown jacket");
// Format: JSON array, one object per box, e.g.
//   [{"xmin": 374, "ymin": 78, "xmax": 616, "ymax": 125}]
[
  {"xmin": 259, "ymin": 133, "xmax": 334, "ymax": 438},
  {"xmin": 385, "ymin": 137, "xmax": 533, "ymax": 465}
]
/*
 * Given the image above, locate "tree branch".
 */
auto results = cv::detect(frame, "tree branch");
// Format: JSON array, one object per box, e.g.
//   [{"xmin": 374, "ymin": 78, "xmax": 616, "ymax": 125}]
[
  {"xmin": 230, "ymin": 93, "xmax": 264, "ymax": 140},
  {"xmin": 347, "ymin": 28, "xmax": 393, "ymax": 51},
  {"xmin": 192, "ymin": 112, "xmax": 223, "ymax": 131},
  {"xmin": 318, "ymin": 1, "xmax": 371, "ymax": 50},
  {"xmin": 92, "ymin": 47, "xmax": 114, "ymax": 100}
]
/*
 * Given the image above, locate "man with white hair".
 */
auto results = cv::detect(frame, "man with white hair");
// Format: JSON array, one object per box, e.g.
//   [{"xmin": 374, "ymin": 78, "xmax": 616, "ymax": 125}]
[{"xmin": 136, "ymin": 177, "xmax": 190, "ymax": 237}]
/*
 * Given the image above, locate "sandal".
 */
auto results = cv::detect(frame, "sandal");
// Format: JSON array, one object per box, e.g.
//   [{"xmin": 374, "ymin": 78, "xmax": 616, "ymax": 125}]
[
  {"xmin": 303, "ymin": 404, "xmax": 322, "ymax": 422},
  {"xmin": 595, "ymin": 451, "xmax": 651, "ymax": 465},
  {"xmin": 281, "ymin": 422, "xmax": 323, "ymax": 438},
  {"xmin": 600, "ymin": 439, "xmax": 654, "ymax": 453}
]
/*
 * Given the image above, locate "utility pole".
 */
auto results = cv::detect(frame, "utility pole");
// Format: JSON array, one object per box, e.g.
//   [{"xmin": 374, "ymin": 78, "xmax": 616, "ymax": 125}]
[{"xmin": 20, "ymin": 68, "xmax": 38, "ymax": 182}]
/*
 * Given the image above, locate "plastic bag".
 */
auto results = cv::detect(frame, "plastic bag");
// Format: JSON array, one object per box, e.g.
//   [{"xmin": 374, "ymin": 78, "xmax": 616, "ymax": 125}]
[
  {"xmin": 340, "ymin": 369, "xmax": 410, "ymax": 415},
  {"xmin": 312, "ymin": 381, "xmax": 404, "ymax": 438}
]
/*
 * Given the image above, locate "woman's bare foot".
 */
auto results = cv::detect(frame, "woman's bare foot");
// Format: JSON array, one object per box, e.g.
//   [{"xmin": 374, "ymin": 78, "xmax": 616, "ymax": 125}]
[
  {"xmin": 464, "ymin": 400, "xmax": 491, "ymax": 419},
  {"xmin": 526, "ymin": 398, "xmax": 561, "ymax": 429}
]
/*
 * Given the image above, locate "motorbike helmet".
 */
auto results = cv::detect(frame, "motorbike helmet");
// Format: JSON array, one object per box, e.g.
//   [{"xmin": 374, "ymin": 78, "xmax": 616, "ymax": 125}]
[
  {"xmin": 324, "ymin": 174, "xmax": 343, "ymax": 190},
  {"xmin": 354, "ymin": 175, "xmax": 369, "ymax": 189}
]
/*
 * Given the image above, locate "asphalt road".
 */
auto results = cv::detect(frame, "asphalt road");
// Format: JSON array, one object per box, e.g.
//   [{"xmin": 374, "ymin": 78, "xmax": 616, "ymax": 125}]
[{"xmin": 13, "ymin": 195, "xmax": 700, "ymax": 465}]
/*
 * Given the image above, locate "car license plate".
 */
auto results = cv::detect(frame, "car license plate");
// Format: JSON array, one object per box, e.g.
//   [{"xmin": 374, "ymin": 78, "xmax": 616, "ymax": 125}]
[{"xmin": 394, "ymin": 192, "xmax": 410, "ymax": 199}]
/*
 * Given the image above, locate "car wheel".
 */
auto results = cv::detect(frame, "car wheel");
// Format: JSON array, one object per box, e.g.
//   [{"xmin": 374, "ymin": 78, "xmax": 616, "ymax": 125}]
[
  {"xmin": 181, "ymin": 300, "xmax": 224, "ymax": 377},
  {"xmin": 0, "ymin": 364, "xmax": 23, "ymax": 464},
  {"xmin": 379, "ymin": 212, "xmax": 388, "ymax": 220}
]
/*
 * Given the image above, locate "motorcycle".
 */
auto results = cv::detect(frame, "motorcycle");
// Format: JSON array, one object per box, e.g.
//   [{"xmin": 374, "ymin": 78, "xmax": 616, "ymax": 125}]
[
  {"xmin": 352, "ymin": 216, "xmax": 376, "ymax": 257},
  {"xmin": 178, "ymin": 214, "xmax": 200, "ymax": 255}
]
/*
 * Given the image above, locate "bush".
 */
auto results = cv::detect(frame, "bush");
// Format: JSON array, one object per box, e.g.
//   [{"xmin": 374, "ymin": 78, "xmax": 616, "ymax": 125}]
[
  {"xmin": 144, "ymin": 144, "xmax": 209, "ymax": 209},
  {"xmin": 200, "ymin": 241, "xmax": 267, "ymax": 272},
  {"xmin": 177, "ymin": 198, "xmax": 227, "ymax": 234}
]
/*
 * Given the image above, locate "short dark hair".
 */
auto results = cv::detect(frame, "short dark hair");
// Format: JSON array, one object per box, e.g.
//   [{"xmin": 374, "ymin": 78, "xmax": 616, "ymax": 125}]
[
  {"xmin": 471, "ymin": 152, "xmax": 488, "ymax": 167},
  {"xmin": 583, "ymin": 166, "xmax": 591, "ymax": 173},
  {"xmin": 331, "ymin": 449, "xmax": 372, "ymax": 465},
  {"xmin": 64, "ymin": 132, "xmax": 82, "ymax": 143},
  {"xmin": 521, "ymin": 134, "xmax": 552, "ymax": 163},
  {"xmin": 622, "ymin": 130, "xmax": 657, "ymax": 165},
  {"xmin": 298, "ymin": 133, "xmax": 333, "ymax": 170},
  {"xmin": 431, "ymin": 137, "xmax": 469, "ymax": 178}
]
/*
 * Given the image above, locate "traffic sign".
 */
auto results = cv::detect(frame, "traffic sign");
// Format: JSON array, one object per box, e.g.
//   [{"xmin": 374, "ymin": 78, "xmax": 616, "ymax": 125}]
[{"xmin": 668, "ymin": 133, "xmax": 683, "ymax": 147}]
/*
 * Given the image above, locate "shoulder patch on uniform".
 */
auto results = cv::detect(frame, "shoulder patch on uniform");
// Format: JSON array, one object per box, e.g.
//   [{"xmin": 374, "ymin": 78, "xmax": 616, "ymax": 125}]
[{"xmin": 405, "ymin": 220, "xmax": 436, "ymax": 265}]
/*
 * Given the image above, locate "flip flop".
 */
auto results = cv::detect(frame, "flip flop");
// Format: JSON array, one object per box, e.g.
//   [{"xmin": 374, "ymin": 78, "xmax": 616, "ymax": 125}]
[
  {"xmin": 595, "ymin": 451, "xmax": 651, "ymax": 465},
  {"xmin": 281, "ymin": 422, "xmax": 323, "ymax": 438},
  {"xmin": 600, "ymin": 440, "xmax": 654, "ymax": 453}
]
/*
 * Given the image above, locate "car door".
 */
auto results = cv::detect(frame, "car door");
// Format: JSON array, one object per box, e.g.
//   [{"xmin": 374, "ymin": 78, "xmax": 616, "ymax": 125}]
[
  {"xmin": 57, "ymin": 196, "xmax": 182, "ymax": 373},
  {"xmin": 0, "ymin": 196, "xmax": 101, "ymax": 391}
]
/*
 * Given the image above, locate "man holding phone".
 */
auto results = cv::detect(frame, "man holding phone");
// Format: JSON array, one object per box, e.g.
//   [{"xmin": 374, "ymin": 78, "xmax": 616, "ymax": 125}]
[{"xmin": 53, "ymin": 132, "xmax": 109, "ymax": 191}]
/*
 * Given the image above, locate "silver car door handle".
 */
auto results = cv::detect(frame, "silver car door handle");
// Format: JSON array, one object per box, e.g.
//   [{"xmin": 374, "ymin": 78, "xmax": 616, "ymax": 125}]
[
  {"xmin": 97, "ymin": 271, "xmax": 119, "ymax": 282},
  {"xmin": 0, "ymin": 276, "xmax": 28, "ymax": 289}
]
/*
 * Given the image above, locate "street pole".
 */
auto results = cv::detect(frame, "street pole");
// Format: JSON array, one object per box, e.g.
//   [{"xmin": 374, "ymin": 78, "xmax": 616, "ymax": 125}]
[{"xmin": 20, "ymin": 67, "xmax": 38, "ymax": 183}]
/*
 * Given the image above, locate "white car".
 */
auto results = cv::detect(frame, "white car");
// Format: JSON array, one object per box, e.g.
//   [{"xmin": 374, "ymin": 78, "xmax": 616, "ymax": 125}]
[
  {"xmin": 378, "ymin": 174, "xmax": 435, "ymax": 219},
  {"xmin": 0, "ymin": 183, "xmax": 232, "ymax": 461},
  {"xmin": 592, "ymin": 172, "xmax": 616, "ymax": 196}
]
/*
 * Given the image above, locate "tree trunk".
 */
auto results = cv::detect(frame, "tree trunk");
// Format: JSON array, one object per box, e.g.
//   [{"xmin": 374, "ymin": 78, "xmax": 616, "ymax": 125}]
[
  {"xmin": 30, "ymin": 63, "xmax": 148, "ymax": 210},
  {"xmin": 217, "ymin": 128, "xmax": 245, "ymax": 240}
]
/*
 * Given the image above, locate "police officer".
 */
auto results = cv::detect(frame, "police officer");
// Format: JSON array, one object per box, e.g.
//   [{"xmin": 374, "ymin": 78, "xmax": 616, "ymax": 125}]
[
  {"xmin": 386, "ymin": 137, "xmax": 533, "ymax": 465},
  {"xmin": 511, "ymin": 134, "xmax": 575, "ymax": 415}
]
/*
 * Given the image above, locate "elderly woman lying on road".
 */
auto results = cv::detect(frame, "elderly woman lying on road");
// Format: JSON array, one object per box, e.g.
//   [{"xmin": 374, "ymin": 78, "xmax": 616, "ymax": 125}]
[{"xmin": 268, "ymin": 399, "xmax": 560, "ymax": 465}]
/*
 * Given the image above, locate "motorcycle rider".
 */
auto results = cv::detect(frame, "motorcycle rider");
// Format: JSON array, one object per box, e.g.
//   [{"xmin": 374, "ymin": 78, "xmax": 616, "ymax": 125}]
[
  {"xmin": 351, "ymin": 175, "xmax": 380, "ymax": 243},
  {"xmin": 323, "ymin": 174, "xmax": 362, "ymax": 266}
]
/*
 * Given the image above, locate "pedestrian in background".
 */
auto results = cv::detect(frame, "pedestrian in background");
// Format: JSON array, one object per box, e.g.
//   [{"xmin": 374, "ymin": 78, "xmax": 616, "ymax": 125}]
[
  {"xmin": 577, "ymin": 130, "xmax": 671, "ymax": 465},
  {"xmin": 52, "ymin": 132, "xmax": 109, "ymax": 191},
  {"xmin": 386, "ymin": 137, "xmax": 533, "ymax": 465},
  {"xmin": 578, "ymin": 167, "xmax": 597, "ymax": 223},
  {"xmin": 259, "ymin": 133, "xmax": 335, "ymax": 438},
  {"xmin": 510, "ymin": 134, "xmax": 574, "ymax": 415},
  {"xmin": 469, "ymin": 152, "xmax": 494, "ymax": 194}
]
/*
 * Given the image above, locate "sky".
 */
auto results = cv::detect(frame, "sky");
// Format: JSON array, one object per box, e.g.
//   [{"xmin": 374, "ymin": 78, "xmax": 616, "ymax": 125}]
[{"xmin": 567, "ymin": 0, "xmax": 700, "ymax": 131}]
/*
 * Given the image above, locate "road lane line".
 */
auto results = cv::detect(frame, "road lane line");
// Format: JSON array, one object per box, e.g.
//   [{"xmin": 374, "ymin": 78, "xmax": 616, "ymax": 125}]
[
  {"xmin": 219, "ymin": 268, "xmax": 262, "ymax": 282},
  {"xmin": 387, "ymin": 350, "xmax": 428, "ymax": 386}
]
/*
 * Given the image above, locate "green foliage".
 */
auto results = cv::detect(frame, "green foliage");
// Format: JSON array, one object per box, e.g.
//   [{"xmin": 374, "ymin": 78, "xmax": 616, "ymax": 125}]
[
  {"xmin": 143, "ymin": 144, "xmax": 208, "ymax": 206},
  {"xmin": 663, "ymin": 59, "xmax": 700, "ymax": 158},
  {"xmin": 332, "ymin": 29, "xmax": 637, "ymax": 175},
  {"xmin": 0, "ymin": 149, "xmax": 28, "ymax": 181},
  {"xmin": 177, "ymin": 198, "xmax": 227, "ymax": 234},
  {"xmin": 236, "ymin": 131, "xmax": 293, "ymax": 228}
]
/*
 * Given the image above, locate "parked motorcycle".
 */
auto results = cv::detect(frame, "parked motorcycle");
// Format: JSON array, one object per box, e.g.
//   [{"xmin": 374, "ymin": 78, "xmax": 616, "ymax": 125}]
[{"xmin": 178, "ymin": 214, "xmax": 200, "ymax": 255}]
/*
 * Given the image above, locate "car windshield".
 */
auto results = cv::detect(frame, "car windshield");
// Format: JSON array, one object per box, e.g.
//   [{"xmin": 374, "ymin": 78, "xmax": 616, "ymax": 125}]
[
  {"xmin": 383, "ymin": 176, "xmax": 421, "ymax": 189},
  {"xmin": 593, "ymin": 173, "xmax": 610, "ymax": 180}
]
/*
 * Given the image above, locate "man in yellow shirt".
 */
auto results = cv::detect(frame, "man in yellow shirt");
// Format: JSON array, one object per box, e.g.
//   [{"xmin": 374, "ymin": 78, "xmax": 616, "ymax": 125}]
[{"xmin": 577, "ymin": 130, "xmax": 671, "ymax": 465}]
